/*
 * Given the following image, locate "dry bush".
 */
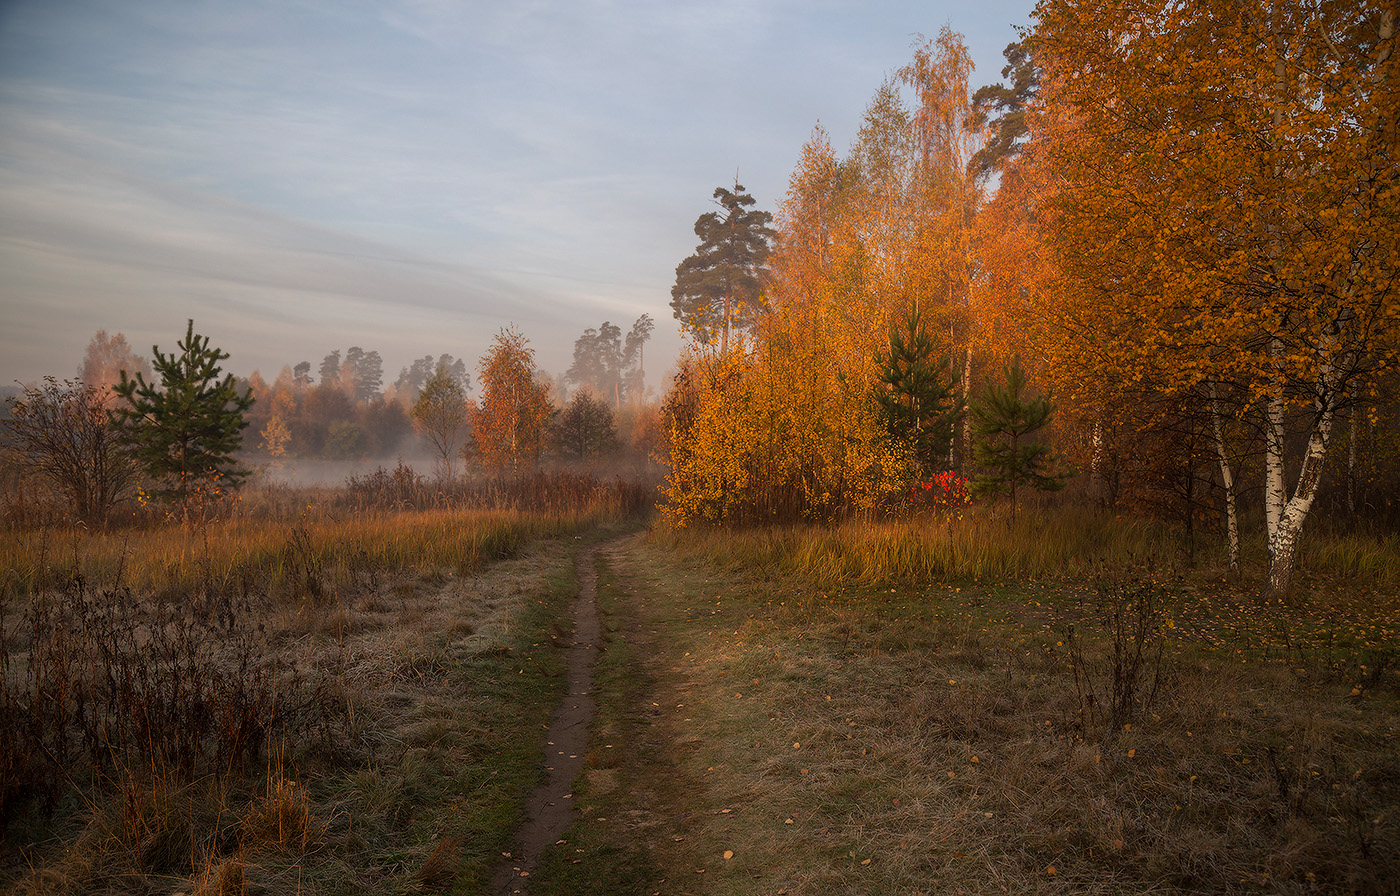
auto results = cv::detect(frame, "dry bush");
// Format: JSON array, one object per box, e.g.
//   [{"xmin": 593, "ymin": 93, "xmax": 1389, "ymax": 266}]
[
  {"xmin": 1065, "ymin": 572, "xmax": 1172, "ymax": 737},
  {"xmin": 0, "ymin": 570, "xmax": 336, "ymax": 828}
]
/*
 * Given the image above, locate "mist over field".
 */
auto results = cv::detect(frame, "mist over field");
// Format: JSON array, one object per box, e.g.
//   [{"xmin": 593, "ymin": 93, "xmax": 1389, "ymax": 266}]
[{"xmin": 252, "ymin": 456, "xmax": 434, "ymax": 488}]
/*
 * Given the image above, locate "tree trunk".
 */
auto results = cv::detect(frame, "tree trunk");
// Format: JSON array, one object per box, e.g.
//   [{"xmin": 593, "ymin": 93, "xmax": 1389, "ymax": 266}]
[
  {"xmin": 1208, "ymin": 384, "xmax": 1241, "ymax": 577},
  {"xmin": 1089, "ymin": 417, "xmax": 1108, "ymax": 507},
  {"xmin": 962, "ymin": 341, "xmax": 973, "ymax": 469},
  {"xmin": 1264, "ymin": 349, "xmax": 1287, "ymax": 564},
  {"xmin": 1267, "ymin": 408, "xmax": 1334, "ymax": 596},
  {"xmin": 721, "ymin": 292, "xmax": 731, "ymax": 361},
  {"xmin": 1347, "ymin": 382, "xmax": 1358, "ymax": 516}
]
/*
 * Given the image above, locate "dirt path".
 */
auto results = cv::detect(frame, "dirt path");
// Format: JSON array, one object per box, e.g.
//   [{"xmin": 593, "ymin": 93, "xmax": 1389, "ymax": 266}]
[{"xmin": 491, "ymin": 540, "xmax": 604, "ymax": 895}]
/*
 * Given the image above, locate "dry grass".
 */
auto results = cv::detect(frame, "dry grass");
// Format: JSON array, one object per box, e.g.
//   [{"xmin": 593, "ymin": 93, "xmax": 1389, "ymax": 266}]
[
  {"xmin": 542, "ymin": 530, "xmax": 1400, "ymax": 895},
  {"xmin": 661, "ymin": 504, "xmax": 1400, "ymax": 590},
  {"xmin": 1, "ymin": 470, "xmax": 649, "ymax": 894}
]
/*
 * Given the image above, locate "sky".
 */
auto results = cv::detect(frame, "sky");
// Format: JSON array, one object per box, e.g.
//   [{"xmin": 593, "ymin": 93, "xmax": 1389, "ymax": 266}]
[{"xmin": 0, "ymin": 0, "xmax": 1038, "ymax": 393}]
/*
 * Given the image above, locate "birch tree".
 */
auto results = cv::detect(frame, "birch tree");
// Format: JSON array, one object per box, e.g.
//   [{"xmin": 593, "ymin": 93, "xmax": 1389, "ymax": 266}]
[{"xmin": 1034, "ymin": 0, "xmax": 1399, "ymax": 593}]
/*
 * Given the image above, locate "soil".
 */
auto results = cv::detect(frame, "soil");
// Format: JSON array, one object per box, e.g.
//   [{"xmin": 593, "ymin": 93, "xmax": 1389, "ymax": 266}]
[{"xmin": 491, "ymin": 539, "xmax": 605, "ymax": 895}]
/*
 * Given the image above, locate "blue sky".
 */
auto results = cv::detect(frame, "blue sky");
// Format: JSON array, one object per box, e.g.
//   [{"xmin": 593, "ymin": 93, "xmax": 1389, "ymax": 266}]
[{"xmin": 0, "ymin": 0, "xmax": 1037, "ymax": 392}]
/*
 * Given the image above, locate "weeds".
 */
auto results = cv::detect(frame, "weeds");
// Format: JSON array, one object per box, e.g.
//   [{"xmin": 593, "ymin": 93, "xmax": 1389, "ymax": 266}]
[
  {"xmin": 568, "ymin": 529, "xmax": 1400, "ymax": 895},
  {"xmin": 2, "ymin": 470, "xmax": 646, "ymax": 894},
  {"xmin": 1065, "ymin": 573, "xmax": 1171, "ymax": 737},
  {"xmin": 0, "ymin": 570, "xmax": 325, "ymax": 827}
]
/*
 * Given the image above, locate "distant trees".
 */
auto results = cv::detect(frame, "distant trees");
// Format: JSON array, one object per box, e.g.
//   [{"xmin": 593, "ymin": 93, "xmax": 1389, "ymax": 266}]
[
  {"xmin": 3, "ymin": 378, "xmax": 135, "ymax": 524},
  {"xmin": 395, "ymin": 354, "xmax": 469, "ymax": 403},
  {"xmin": 471, "ymin": 327, "xmax": 553, "ymax": 471},
  {"xmin": 113, "ymin": 320, "xmax": 254, "ymax": 510},
  {"xmin": 292, "ymin": 361, "xmax": 313, "ymax": 386},
  {"xmin": 412, "ymin": 366, "xmax": 471, "ymax": 478},
  {"xmin": 671, "ymin": 183, "xmax": 775, "ymax": 359},
  {"xmin": 318, "ymin": 351, "xmax": 341, "ymax": 386},
  {"xmin": 342, "ymin": 346, "xmax": 383, "ymax": 403},
  {"xmin": 79, "ymin": 331, "xmax": 152, "ymax": 407},
  {"xmin": 565, "ymin": 315, "xmax": 654, "ymax": 407}
]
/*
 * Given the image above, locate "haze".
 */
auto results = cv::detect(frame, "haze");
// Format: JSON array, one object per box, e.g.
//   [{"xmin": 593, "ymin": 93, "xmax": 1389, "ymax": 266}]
[{"xmin": 0, "ymin": 0, "xmax": 1036, "ymax": 387}]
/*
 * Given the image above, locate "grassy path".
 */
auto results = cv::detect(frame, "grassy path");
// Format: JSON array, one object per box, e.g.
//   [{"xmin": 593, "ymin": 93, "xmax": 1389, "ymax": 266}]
[{"xmin": 528, "ymin": 531, "xmax": 1400, "ymax": 895}]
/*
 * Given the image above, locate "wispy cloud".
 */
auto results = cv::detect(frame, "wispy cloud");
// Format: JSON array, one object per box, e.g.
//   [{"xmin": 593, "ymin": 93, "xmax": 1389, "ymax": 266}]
[{"xmin": 1, "ymin": 0, "xmax": 1035, "ymax": 383}]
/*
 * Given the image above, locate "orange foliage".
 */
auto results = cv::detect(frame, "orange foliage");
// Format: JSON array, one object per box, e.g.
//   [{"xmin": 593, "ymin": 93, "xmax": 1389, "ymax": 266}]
[{"xmin": 470, "ymin": 326, "xmax": 553, "ymax": 472}]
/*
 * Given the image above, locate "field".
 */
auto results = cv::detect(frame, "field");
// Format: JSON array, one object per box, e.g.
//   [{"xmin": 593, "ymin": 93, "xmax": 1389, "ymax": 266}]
[{"xmin": 3, "ymin": 487, "xmax": 1398, "ymax": 894}]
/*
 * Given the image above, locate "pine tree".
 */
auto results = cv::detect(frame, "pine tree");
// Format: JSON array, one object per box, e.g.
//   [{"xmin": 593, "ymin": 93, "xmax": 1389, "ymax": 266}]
[
  {"xmin": 549, "ymin": 390, "xmax": 617, "ymax": 461},
  {"xmin": 113, "ymin": 320, "xmax": 254, "ymax": 511},
  {"xmin": 872, "ymin": 309, "xmax": 961, "ymax": 477},
  {"xmin": 671, "ymin": 181, "xmax": 775, "ymax": 358},
  {"xmin": 969, "ymin": 357, "xmax": 1065, "ymax": 520}
]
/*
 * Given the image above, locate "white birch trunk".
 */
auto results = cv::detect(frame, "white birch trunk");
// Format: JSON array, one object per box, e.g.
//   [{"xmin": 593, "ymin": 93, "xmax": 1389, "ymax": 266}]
[
  {"xmin": 1268, "ymin": 404, "xmax": 1335, "ymax": 596},
  {"xmin": 1090, "ymin": 417, "xmax": 1107, "ymax": 506},
  {"xmin": 1208, "ymin": 383, "xmax": 1241, "ymax": 576},
  {"xmin": 1264, "ymin": 356, "xmax": 1288, "ymax": 559}
]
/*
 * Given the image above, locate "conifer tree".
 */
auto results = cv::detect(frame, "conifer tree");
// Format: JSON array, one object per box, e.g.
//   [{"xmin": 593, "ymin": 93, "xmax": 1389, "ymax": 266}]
[
  {"xmin": 969, "ymin": 357, "xmax": 1065, "ymax": 520},
  {"xmin": 549, "ymin": 390, "xmax": 617, "ymax": 461},
  {"xmin": 671, "ymin": 182, "xmax": 775, "ymax": 359},
  {"xmin": 872, "ymin": 309, "xmax": 960, "ymax": 477},
  {"xmin": 113, "ymin": 320, "xmax": 254, "ymax": 510}
]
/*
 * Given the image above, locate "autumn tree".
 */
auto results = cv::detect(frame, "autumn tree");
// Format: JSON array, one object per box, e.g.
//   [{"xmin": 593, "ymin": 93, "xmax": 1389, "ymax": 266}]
[
  {"xmin": 671, "ymin": 182, "xmax": 775, "ymax": 359},
  {"xmin": 260, "ymin": 414, "xmax": 291, "ymax": 475},
  {"xmin": 661, "ymin": 30, "xmax": 989, "ymax": 525},
  {"xmin": 79, "ymin": 330, "xmax": 153, "ymax": 406},
  {"xmin": 900, "ymin": 28, "xmax": 987, "ymax": 465},
  {"xmin": 969, "ymin": 357, "xmax": 1066, "ymax": 520},
  {"xmin": 412, "ymin": 365, "xmax": 471, "ymax": 478},
  {"xmin": 471, "ymin": 326, "xmax": 553, "ymax": 472},
  {"xmin": 113, "ymin": 320, "xmax": 254, "ymax": 509},
  {"xmin": 4, "ymin": 378, "xmax": 136, "ymax": 524},
  {"xmin": 1034, "ymin": 0, "xmax": 1400, "ymax": 593}
]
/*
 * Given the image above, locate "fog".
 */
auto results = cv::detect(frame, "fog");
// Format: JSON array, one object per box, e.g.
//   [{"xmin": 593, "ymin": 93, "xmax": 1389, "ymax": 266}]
[{"xmin": 251, "ymin": 456, "xmax": 436, "ymax": 489}]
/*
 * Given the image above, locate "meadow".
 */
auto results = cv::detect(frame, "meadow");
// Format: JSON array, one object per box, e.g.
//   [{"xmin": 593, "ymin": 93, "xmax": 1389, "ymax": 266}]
[
  {"xmin": 0, "ymin": 469, "xmax": 651, "ymax": 895},
  {"xmin": 545, "ymin": 508, "xmax": 1400, "ymax": 895},
  {"xmin": 2, "ymin": 479, "xmax": 1397, "ymax": 894}
]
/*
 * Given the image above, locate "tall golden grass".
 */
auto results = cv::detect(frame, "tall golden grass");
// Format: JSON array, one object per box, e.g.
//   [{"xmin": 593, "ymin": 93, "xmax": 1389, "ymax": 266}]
[
  {"xmin": 660, "ymin": 503, "xmax": 1400, "ymax": 588},
  {"xmin": 2, "ymin": 470, "xmax": 659, "ymax": 597}
]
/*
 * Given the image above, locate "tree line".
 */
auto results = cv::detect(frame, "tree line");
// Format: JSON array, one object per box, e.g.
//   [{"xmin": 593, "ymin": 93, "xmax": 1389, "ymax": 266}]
[
  {"xmin": 3, "ymin": 314, "xmax": 662, "ymax": 524},
  {"xmin": 658, "ymin": 4, "xmax": 1399, "ymax": 596}
]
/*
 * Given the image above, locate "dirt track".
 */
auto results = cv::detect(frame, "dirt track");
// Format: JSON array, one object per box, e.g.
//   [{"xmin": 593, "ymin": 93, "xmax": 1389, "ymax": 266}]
[{"xmin": 491, "ymin": 539, "xmax": 604, "ymax": 894}]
